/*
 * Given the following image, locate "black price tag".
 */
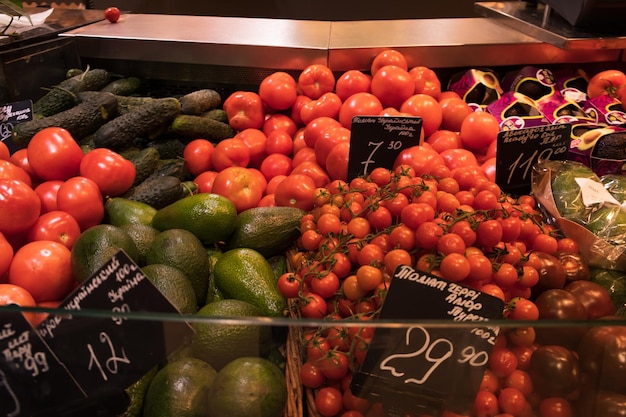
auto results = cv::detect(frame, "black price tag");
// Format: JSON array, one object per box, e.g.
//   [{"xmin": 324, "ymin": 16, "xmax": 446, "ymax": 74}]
[
  {"xmin": 37, "ymin": 250, "xmax": 194, "ymax": 398},
  {"xmin": 351, "ymin": 265, "xmax": 504, "ymax": 416},
  {"xmin": 1, "ymin": 100, "xmax": 33, "ymax": 154},
  {"xmin": 1, "ymin": 310, "xmax": 86, "ymax": 417},
  {"xmin": 347, "ymin": 115, "xmax": 422, "ymax": 181},
  {"xmin": 495, "ymin": 123, "xmax": 571, "ymax": 195}
]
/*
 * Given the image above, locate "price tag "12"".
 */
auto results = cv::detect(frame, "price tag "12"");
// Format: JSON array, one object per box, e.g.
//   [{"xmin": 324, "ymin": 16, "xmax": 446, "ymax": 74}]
[{"xmin": 347, "ymin": 115, "xmax": 422, "ymax": 181}]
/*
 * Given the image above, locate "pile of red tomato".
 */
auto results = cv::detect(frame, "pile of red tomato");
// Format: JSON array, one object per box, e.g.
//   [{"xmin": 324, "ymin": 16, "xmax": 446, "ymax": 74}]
[{"xmin": 0, "ymin": 127, "xmax": 136, "ymax": 325}]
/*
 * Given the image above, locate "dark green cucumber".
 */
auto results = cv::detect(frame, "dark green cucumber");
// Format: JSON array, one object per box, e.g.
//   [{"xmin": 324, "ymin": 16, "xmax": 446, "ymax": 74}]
[
  {"xmin": 124, "ymin": 175, "xmax": 193, "ymax": 209},
  {"xmin": 93, "ymin": 97, "xmax": 181, "ymax": 151},
  {"xmin": 145, "ymin": 138, "xmax": 186, "ymax": 159},
  {"xmin": 201, "ymin": 108, "xmax": 228, "ymax": 123},
  {"xmin": 170, "ymin": 114, "xmax": 236, "ymax": 141},
  {"xmin": 78, "ymin": 91, "xmax": 160, "ymax": 115},
  {"xmin": 33, "ymin": 68, "xmax": 111, "ymax": 117},
  {"xmin": 151, "ymin": 159, "xmax": 189, "ymax": 181},
  {"xmin": 100, "ymin": 77, "xmax": 142, "ymax": 96},
  {"xmin": 12, "ymin": 92, "xmax": 118, "ymax": 147},
  {"xmin": 124, "ymin": 146, "xmax": 161, "ymax": 186},
  {"xmin": 178, "ymin": 89, "xmax": 221, "ymax": 115}
]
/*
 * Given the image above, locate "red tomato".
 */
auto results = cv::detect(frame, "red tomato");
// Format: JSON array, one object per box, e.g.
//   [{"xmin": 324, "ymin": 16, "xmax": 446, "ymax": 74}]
[
  {"xmin": 440, "ymin": 148, "xmax": 479, "ymax": 170},
  {"xmin": 234, "ymin": 129, "xmax": 268, "ymax": 168},
  {"xmin": 371, "ymin": 49, "xmax": 408, "ymax": 75},
  {"xmin": 27, "ymin": 127, "xmax": 84, "ymax": 181},
  {"xmin": 587, "ymin": 69, "xmax": 626, "ymax": 99},
  {"xmin": 314, "ymin": 125, "xmax": 351, "ymax": 169},
  {"xmin": 339, "ymin": 92, "xmax": 384, "ymax": 129},
  {"xmin": 211, "ymin": 166, "xmax": 264, "ymax": 212},
  {"xmin": 335, "ymin": 69, "xmax": 372, "ymax": 101},
  {"xmin": 299, "ymin": 292, "xmax": 327, "ymax": 318},
  {"xmin": 56, "ymin": 176, "xmax": 104, "ymax": 231},
  {"xmin": 409, "ymin": 66, "xmax": 442, "ymax": 100},
  {"xmin": 80, "ymin": 148, "xmax": 136, "ymax": 197},
  {"xmin": 223, "ymin": 91, "xmax": 265, "ymax": 130},
  {"xmin": 426, "ymin": 130, "xmax": 462, "ymax": 153},
  {"xmin": 298, "ymin": 64, "xmax": 336, "ymax": 99},
  {"xmin": 0, "ymin": 283, "xmax": 37, "ymax": 325},
  {"xmin": 291, "ymin": 161, "xmax": 330, "ymax": 188},
  {"xmin": 292, "ymin": 147, "xmax": 317, "ymax": 168},
  {"xmin": 0, "ymin": 159, "xmax": 32, "ymax": 187},
  {"xmin": 400, "ymin": 93, "xmax": 443, "ymax": 139},
  {"xmin": 9, "ymin": 148, "xmax": 40, "ymax": 184},
  {"xmin": 183, "ymin": 139, "xmax": 215, "ymax": 176},
  {"xmin": 193, "ymin": 170, "xmax": 219, "ymax": 193},
  {"xmin": 300, "ymin": 92, "xmax": 342, "ymax": 125},
  {"xmin": 0, "ymin": 232, "xmax": 13, "ymax": 278},
  {"xmin": 260, "ymin": 153, "xmax": 292, "ymax": 181},
  {"xmin": 481, "ymin": 157, "xmax": 496, "ymax": 182},
  {"xmin": 325, "ymin": 141, "xmax": 350, "ymax": 181},
  {"xmin": 274, "ymin": 173, "xmax": 316, "ymax": 211},
  {"xmin": 371, "ymin": 65, "xmax": 415, "ymax": 109},
  {"xmin": 211, "ymin": 138, "xmax": 250, "ymax": 171},
  {"xmin": 0, "ymin": 141, "xmax": 9, "ymax": 160},
  {"xmin": 263, "ymin": 113, "xmax": 298, "ymax": 138},
  {"xmin": 104, "ymin": 6, "xmax": 120, "ymax": 23},
  {"xmin": 34, "ymin": 180, "xmax": 63, "ymax": 214},
  {"xmin": 304, "ymin": 116, "xmax": 342, "ymax": 148},
  {"xmin": 26, "ymin": 210, "xmax": 81, "ymax": 249},
  {"xmin": 290, "ymin": 95, "xmax": 312, "ymax": 127},
  {"xmin": 258, "ymin": 71, "xmax": 298, "ymax": 111},
  {"xmin": 459, "ymin": 111, "xmax": 500, "ymax": 152},
  {"xmin": 266, "ymin": 129, "xmax": 294, "ymax": 156},
  {"xmin": 8, "ymin": 240, "xmax": 75, "ymax": 302},
  {"xmin": 394, "ymin": 145, "xmax": 445, "ymax": 177},
  {"xmin": 440, "ymin": 96, "xmax": 473, "ymax": 132},
  {"xmin": 0, "ymin": 179, "xmax": 41, "ymax": 235}
]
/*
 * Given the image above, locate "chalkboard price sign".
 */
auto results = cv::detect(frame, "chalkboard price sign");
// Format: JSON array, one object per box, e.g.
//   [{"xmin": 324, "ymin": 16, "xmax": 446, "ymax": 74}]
[
  {"xmin": 1, "ymin": 100, "xmax": 33, "ymax": 154},
  {"xmin": 1, "ymin": 310, "xmax": 86, "ymax": 417},
  {"xmin": 347, "ymin": 115, "xmax": 422, "ymax": 181},
  {"xmin": 37, "ymin": 250, "xmax": 194, "ymax": 400},
  {"xmin": 350, "ymin": 265, "xmax": 504, "ymax": 416},
  {"xmin": 495, "ymin": 123, "xmax": 571, "ymax": 195}
]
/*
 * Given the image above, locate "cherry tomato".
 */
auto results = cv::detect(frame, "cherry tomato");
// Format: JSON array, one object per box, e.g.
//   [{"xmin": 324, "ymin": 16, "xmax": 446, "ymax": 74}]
[
  {"xmin": 409, "ymin": 66, "xmax": 442, "ymax": 100},
  {"xmin": 211, "ymin": 166, "xmax": 264, "ymax": 213},
  {"xmin": 277, "ymin": 272, "xmax": 302, "ymax": 299},
  {"xmin": 339, "ymin": 92, "xmax": 384, "ymax": 129},
  {"xmin": 183, "ymin": 139, "xmax": 215, "ymax": 176},
  {"xmin": 56, "ymin": 176, "xmax": 104, "ymax": 231},
  {"xmin": 0, "ymin": 283, "xmax": 37, "ymax": 325},
  {"xmin": 104, "ymin": 6, "xmax": 121, "ymax": 23},
  {"xmin": 26, "ymin": 210, "xmax": 81, "ymax": 249},
  {"xmin": 300, "ymin": 292, "xmax": 327, "ymax": 318},
  {"xmin": 223, "ymin": 91, "xmax": 265, "ymax": 131},
  {"xmin": 298, "ymin": 64, "xmax": 336, "ymax": 99},
  {"xmin": 8, "ymin": 240, "xmax": 75, "ymax": 302},
  {"xmin": 211, "ymin": 138, "xmax": 250, "ymax": 171},
  {"xmin": 315, "ymin": 386, "xmax": 343, "ymax": 417},
  {"xmin": 300, "ymin": 361, "xmax": 325, "ymax": 389},
  {"xmin": 371, "ymin": 49, "xmax": 408, "ymax": 75},
  {"xmin": 258, "ymin": 71, "xmax": 298, "ymax": 111},
  {"xmin": 80, "ymin": 148, "xmax": 136, "ymax": 197},
  {"xmin": 587, "ymin": 69, "xmax": 626, "ymax": 98},
  {"xmin": 336, "ymin": 69, "xmax": 372, "ymax": 101},
  {"xmin": 27, "ymin": 127, "xmax": 84, "ymax": 181},
  {"xmin": 274, "ymin": 173, "xmax": 317, "ymax": 211},
  {"xmin": 0, "ymin": 179, "xmax": 41, "ymax": 235},
  {"xmin": 371, "ymin": 65, "xmax": 415, "ymax": 109},
  {"xmin": 400, "ymin": 94, "xmax": 443, "ymax": 139}
]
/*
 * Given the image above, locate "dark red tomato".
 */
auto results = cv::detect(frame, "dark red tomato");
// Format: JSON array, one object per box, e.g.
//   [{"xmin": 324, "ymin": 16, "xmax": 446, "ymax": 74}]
[
  {"xmin": 564, "ymin": 279, "xmax": 615, "ymax": 319},
  {"xmin": 538, "ymin": 397, "xmax": 573, "ymax": 417},
  {"xmin": 0, "ymin": 159, "xmax": 32, "ymax": 187},
  {"xmin": 34, "ymin": 180, "xmax": 64, "ymax": 213},
  {"xmin": 578, "ymin": 326, "xmax": 626, "ymax": 395},
  {"xmin": 577, "ymin": 389, "xmax": 626, "ymax": 417},
  {"xmin": 183, "ymin": 138, "xmax": 215, "ymax": 176},
  {"xmin": 526, "ymin": 251, "xmax": 567, "ymax": 296},
  {"xmin": 528, "ymin": 344, "xmax": 580, "ymax": 397},
  {"xmin": 534, "ymin": 288, "xmax": 588, "ymax": 349},
  {"xmin": 26, "ymin": 210, "xmax": 81, "ymax": 249},
  {"xmin": 27, "ymin": 127, "xmax": 84, "ymax": 181},
  {"xmin": 274, "ymin": 173, "xmax": 317, "ymax": 211},
  {"xmin": 56, "ymin": 176, "xmax": 104, "ymax": 231},
  {"xmin": 0, "ymin": 179, "xmax": 41, "ymax": 235},
  {"xmin": 8, "ymin": 240, "xmax": 75, "ymax": 303},
  {"xmin": 80, "ymin": 148, "xmax": 136, "ymax": 197},
  {"xmin": 104, "ymin": 6, "xmax": 120, "ymax": 23},
  {"xmin": 555, "ymin": 250, "xmax": 591, "ymax": 283}
]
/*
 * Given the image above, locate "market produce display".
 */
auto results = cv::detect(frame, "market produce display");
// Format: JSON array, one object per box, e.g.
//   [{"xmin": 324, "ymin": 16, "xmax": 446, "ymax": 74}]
[{"xmin": 1, "ymin": 48, "xmax": 626, "ymax": 417}]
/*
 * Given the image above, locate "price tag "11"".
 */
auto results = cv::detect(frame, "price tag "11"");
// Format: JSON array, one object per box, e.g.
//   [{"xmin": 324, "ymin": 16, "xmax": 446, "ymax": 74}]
[{"xmin": 347, "ymin": 116, "xmax": 422, "ymax": 181}]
